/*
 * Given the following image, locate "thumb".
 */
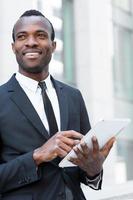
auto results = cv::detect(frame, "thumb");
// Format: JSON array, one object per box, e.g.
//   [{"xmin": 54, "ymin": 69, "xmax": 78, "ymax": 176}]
[{"xmin": 101, "ymin": 137, "xmax": 116, "ymax": 158}]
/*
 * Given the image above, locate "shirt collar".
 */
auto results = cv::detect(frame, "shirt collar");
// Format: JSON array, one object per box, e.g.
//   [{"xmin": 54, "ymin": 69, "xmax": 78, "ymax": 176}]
[{"xmin": 16, "ymin": 72, "xmax": 53, "ymax": 93}]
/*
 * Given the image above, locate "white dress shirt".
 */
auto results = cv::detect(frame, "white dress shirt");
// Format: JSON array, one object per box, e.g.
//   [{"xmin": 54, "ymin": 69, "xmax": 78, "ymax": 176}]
[{"xmin": 16, "ymin": 72, "xmax": 60, "ymax": 133}]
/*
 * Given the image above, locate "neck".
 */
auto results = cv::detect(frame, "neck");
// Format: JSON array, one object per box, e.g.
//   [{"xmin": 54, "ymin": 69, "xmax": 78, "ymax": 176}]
[{"xmin": 18, "ymin": 70, "xmax": 49, "ymax": 81}]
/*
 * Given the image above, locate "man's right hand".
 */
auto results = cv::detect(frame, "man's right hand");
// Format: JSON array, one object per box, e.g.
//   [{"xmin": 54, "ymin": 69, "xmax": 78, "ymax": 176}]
[{"xmin": 33, "ymin": 130, "xmax": 83, "ymax": 165}]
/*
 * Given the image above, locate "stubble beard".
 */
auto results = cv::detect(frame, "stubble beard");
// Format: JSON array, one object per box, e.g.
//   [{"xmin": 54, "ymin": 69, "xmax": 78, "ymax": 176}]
[{"xmin": 16, "ymin": 54, "xmax": 52, "ymax": 74}]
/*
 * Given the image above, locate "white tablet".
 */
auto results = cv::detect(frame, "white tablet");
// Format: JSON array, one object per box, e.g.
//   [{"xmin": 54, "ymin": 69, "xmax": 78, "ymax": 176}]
[{"xmin": 59, "ymin": 118, "xmax": 131, "ymax": 168}]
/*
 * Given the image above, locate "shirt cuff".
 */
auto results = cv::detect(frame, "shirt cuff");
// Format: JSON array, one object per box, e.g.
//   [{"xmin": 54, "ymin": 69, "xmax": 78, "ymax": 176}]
[{"xmin": 86, "ymin": 171, "xmax": 103, "ymax": 190}]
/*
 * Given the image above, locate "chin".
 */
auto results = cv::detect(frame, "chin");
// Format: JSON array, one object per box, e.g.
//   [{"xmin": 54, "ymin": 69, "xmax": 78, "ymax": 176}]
[
  {"xmin": 26, "ymin": 67, "xmax": 44, "ymax": 74},
  {"xmin": 19, "ymin": 59, "xmax": 49, "ymax": 74},
  {"xmin": 20, "ymin": 64, "xmax": 44, "ymax": 74}
]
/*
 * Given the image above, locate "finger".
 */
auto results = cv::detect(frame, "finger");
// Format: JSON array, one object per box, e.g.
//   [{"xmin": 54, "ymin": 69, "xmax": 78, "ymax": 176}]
[
  {"xmin": 80, "ymin": 141, "xmax": 90, "ymax": 158},
  {"xmin": 54, "ymin": 132, "xmax": 80, "ymax": 148},
  {"xmin": 56, "ymin": 146, "xmax": 70, "ymax": 158},
  {"xmin": 54, "ymin": 138, "xmax": 73, "ymax": 157},
  {"xmin": 73, "ymin": 145, "xmax": 84, "ymax": 160},
  {"xmin": 58, "ymin": 141, "xmax": 72, "ymax": 153},
  {"xmin": 60, "ymin": 136, "xmax": 81, "ymax": 147},
  {"xmin": 91, "ymin": 136, "xmax": 99, "ymax": 153},
  {"xmin": 69, "ymin": 147, "xmax": 83, "ymax": 165},
  {"xmin": 68, "ymin": 157, "xmax": 78, "ymax": 166},
  {"xmin": 62, "ymin": 130, "xmax": 83, "ymax": 140},
  {"xmin": 101, "ymin": 137, "xmax": 116, "ymax": 157},
  {"xmin": 104, "ymin": 137, "xmax": 116, "ymax": 150}
]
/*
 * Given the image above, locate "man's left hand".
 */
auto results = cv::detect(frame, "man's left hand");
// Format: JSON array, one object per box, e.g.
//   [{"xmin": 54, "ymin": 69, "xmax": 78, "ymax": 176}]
[{"xmin": 69, "ymin": 136, "xmax": 115, "ymax": 177}]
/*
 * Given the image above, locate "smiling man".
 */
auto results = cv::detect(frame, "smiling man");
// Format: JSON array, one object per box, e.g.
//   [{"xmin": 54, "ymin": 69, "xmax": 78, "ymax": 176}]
[
  {"xmin": 0, "ymin": 10, "xmax": 115, "ymax": 200},
  {"xmin": 12, "ymin": 12, "xmax": 56, "ymax": 78}
]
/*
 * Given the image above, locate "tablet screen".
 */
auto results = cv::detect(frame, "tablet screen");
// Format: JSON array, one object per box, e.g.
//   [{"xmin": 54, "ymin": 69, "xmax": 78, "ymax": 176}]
[{"xmin": 59, "ymin": 118, "xmax": 131, "ymax": 168}]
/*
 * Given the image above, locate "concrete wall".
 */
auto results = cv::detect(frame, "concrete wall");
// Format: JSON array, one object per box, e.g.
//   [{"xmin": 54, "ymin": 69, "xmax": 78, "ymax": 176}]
[
  {"xmin": 74, "ymin": 0, "xmax": 114, "ymax": 124},
  {"xmin": 74, "ymin": 0, "xmax": 117, "ymax": 190}
]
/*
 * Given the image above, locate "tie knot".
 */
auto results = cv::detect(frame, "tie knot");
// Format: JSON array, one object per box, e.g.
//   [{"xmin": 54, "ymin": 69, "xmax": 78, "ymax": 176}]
[{"xmin": 38, "ymin": 81, "xmax": 47, "ymax": 91}]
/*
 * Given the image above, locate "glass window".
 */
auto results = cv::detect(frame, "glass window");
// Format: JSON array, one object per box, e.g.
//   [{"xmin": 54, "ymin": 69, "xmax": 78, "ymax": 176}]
[
  {"xmin": 112, "ymin": 0, "xmax": 131, "ymax": 12},
  {"xmin": 113, "ymin": 26, "xmax": 133, "ymax": 101},
  {"xmin": 112, "ymin": 1, "xmax": 133, "ymax": 185},
  {"xmin": 62, "ymin": 0, "xmax": 75, "ymax": 84},
  {"xmin": 36, "ymin": 0, "xmax": 75, "ymax": 84},
  {"xmin": 36, "ymin": 0, "xmax": 63, "ymax": 78}
]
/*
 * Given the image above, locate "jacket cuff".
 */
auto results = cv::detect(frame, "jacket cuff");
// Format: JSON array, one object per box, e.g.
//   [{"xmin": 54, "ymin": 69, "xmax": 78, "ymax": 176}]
[
  {"xmin": 2, "ymin": 151, "xmax": 41, "ymax": 193},
  {"xmin": 86, "ymin": 170, "xmax": 103, "ymax": 190}
]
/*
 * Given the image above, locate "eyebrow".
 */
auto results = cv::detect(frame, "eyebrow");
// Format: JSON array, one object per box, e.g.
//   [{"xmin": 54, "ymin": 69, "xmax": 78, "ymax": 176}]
[
  {"xmin": 16, "ymin": 30, "xmax": 48, "ymax": 35},
  {"xmin": 35, "ymin": 30, "xmax": 49, "ymax": 35},
  {"xmin": 36, "ymin": 29, "xmax": 47, "ymax": 32},
  {"xmin": 15, "ymin": 31, "xmax": 27, "ymax": 36}
]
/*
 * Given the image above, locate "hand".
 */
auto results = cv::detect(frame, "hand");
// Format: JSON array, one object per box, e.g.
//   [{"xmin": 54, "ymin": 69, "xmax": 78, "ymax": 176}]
[
  {"xmin": 33, "ymin": 130, "xmax": 83, "ymax": 165},
  {"xmin": 69, "ymin": 136, "xmax": 115, "ymax": 177}
]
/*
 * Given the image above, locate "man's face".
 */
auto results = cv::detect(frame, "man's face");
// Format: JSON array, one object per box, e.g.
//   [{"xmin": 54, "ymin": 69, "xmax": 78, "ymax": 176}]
[{"xmin": 12, "ymin": 16, "xmax": 56, "ymax": 74}]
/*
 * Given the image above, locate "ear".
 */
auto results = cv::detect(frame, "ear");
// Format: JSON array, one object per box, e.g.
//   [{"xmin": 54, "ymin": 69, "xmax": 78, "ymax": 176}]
[
  {"xmin": 12, "ymin": 43, "xmax": 16, "ymax": 54},
  {"xmin": 51, "ymin": 41, "xmax": 56, "ymax": 53}
]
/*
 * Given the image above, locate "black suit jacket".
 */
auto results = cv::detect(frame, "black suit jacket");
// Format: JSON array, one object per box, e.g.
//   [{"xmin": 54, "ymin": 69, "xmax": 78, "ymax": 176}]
[{"xmin": 0, "ymin": 75, "xmax": 101, "ymax": 200}]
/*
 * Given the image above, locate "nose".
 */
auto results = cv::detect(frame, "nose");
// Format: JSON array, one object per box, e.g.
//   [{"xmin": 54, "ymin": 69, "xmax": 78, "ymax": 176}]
[{"xmin": 25, "ymin": 36, "xmax": 38, "ymax": 47}]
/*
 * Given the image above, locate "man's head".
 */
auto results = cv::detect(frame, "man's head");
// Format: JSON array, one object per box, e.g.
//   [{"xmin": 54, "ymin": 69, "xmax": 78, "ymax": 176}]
[
  {"xmin": 12, "ymin": 10, "xmax": 55, "ymax": 42},
  {"xmin": 12, "ymin": 10, "xmax": 56, "ymax": 79}
]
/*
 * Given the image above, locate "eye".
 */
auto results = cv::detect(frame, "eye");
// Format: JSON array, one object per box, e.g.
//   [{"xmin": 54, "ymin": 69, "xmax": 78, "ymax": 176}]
[
  {"xmin": 16, "ymin": 34, "xmax": 26, "ymax": 40},
  {"xmin": 37, "ymin": 33, "xmax": 48, "ymax": 39}
]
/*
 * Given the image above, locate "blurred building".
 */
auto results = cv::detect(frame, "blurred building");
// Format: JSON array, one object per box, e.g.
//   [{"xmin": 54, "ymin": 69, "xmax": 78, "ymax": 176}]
[{"xmin": 0, "ymin": 0, "xmax": 133, "ymax": 199}]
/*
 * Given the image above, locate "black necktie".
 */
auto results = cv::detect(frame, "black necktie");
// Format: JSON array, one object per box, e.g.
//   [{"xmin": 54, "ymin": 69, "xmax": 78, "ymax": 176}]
[{"xmin": 39, "ymin": 82, "xmax": 58, "ymax": 136}]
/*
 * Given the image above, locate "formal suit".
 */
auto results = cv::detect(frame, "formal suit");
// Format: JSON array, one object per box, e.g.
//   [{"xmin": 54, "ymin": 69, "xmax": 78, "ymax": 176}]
[{"xmin": 0, "ymin": 74, "xmax": 102, "ymax": 200}]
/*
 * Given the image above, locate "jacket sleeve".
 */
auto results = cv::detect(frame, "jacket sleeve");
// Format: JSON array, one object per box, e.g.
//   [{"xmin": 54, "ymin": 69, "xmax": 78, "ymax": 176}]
[{"xmin": 0, "ymin": 151, "xmax": 41, "ymax": 193}]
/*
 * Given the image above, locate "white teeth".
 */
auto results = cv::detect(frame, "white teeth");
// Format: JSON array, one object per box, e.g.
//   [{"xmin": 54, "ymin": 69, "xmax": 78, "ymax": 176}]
[{"xmin": 25, "ymin": 52, "xmax": 40, "ymax": 58}]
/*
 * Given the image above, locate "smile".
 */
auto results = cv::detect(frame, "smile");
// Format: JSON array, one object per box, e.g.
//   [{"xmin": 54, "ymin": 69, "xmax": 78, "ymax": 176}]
[{"xmin": 24, "ymin": 52, "xmax": 41, "ymax": 59}]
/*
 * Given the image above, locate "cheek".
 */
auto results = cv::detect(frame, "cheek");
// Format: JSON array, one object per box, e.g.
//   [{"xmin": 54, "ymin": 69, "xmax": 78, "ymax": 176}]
[
  {"xmin": 43, "ymin": 45, "xmax": 53, "ymax": 55},
  {"xmin": 14, "ymin": 49, "xmax": 22, "ymax": 58},
  {"xmin": 42, "ymin": 40, "xmax": 54, "ymax": 52},
  {"xmin": 13, "ymin": 42, "xmax": 24, "ymax": 53}
]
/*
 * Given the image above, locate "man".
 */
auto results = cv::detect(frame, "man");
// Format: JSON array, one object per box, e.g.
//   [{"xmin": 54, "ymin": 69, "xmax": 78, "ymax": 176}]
[{"xmin": 0, "ymin": 10, "xmax": 115, "ymax": 200}]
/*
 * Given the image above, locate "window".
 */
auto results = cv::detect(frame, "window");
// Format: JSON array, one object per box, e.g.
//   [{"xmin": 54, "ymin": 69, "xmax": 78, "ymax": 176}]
[
  {"xmin": 112, "ymin": 0, "xmax": 132, "ymax": 13},
  {"xmin": 113, "ymin": 26, "xmax": 133, "ymax": 101},
  {"xmin": 36, "ymin": 0, "xmax": 63, "ymax": 78},
  {"xmin": 62, "ymin": 0, "xmax": 75, "ymax": 84},
  {"xmin": 36, "ymin": 0, "xmax": 75, "ymax": 84},
  {"xmin": 112, "ymin": 0, "xmax": 133, "ymax": 184}
]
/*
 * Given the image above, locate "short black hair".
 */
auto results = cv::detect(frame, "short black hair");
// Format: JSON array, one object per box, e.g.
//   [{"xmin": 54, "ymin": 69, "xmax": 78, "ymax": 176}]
[{"xmin": 12, "ymin": 9, "xmax": 55, "ymax": 42}]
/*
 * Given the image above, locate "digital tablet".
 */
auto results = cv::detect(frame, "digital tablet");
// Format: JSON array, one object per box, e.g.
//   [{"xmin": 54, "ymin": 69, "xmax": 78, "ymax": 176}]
[{"xmin": 59, "ymin": 118, "xmax": 131, "ymax": 168}]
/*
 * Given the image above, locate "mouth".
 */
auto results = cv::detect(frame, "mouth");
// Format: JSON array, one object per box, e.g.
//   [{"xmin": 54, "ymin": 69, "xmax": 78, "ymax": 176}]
[{"xmin": 22, "ymin": 50, "xmax": 42, "ymax": 59}]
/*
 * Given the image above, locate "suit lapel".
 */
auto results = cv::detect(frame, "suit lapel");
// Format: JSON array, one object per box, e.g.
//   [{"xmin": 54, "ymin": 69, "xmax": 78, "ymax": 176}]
[
  {"xmin": 51, "ymin": 77, "xmax": 68, "ymax": 131},
  {"xmin": 6, "ymin": 75, "xmax": 69, "ymax": 138},
  {"xmin": 7, "ymin": 75, "xmax": 50, "ymax": 140}
]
